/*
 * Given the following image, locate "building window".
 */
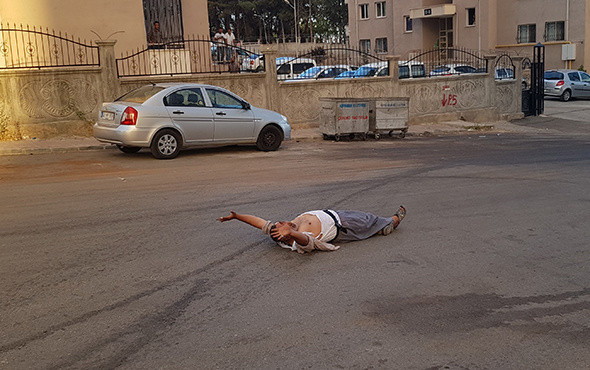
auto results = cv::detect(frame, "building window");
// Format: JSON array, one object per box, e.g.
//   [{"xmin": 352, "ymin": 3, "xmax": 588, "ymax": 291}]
[
  {"xmin": 359, "ymin": 4, "xmax": 369, "ymax": 20},
  {"xmin": 376, "ymin": 2, "xmax": 386, "ymax": 18},
  {"xmin": 545, "ymin": 21, "xmax": 565, "ymax": 41},
  {"xmin": 375, "ymin": 38, "xmax": 388, "ymax": 53},
  {"xmin": 359, "ymin": 39, "xmax": 371, "ymax": 53},
  {"xmin": 143, "ymin": 0, "xmax": 184, "ymax": 44},
  {"xmin": 404, "ymin": 16, "xmax": 413, "ymax": 32},
  {"xmin": 466, "ymin": 8, "xmax": 476, "ymax": 26},
  {"xmin": 517, "ymin": 24, "xmax": 536, "ymax": 43}
]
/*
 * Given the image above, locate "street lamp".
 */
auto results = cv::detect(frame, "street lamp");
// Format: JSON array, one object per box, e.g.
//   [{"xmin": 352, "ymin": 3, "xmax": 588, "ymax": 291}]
[{"xmin": 284, "ymin": 0, "xmax": 298, "ymax": 44}]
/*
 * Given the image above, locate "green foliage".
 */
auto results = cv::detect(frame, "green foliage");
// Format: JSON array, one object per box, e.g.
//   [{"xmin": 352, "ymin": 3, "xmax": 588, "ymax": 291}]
[
  {"xmin": 208, "ymin": 0, "xmax": 348, "ymax": 43},
  {"xmin": 578, "ymin": 65, "xmax": 586, "ymax": 72}
]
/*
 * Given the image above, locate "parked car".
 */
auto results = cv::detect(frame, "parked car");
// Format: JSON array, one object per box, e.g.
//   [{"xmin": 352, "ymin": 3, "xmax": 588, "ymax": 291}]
[
  {"xmin": 334, "ymin": 70, "xmax": 357, "ymax": 79},
  {"xmin": 93, "ymin": 83, "xmax": 291, "ymax": 159},
  {"xmin": 338, "ymin": 61, "xmax": 425, "ymax": 79},
  {"xmin": 430, "ymin": 64, "xmax": 477, "ymax": 76},
  {"xmin": 353, "ymin": 62, "xmax": 388, "ymax": 78},
  {"xmin": 398, "ymin": 61, "xmax": 427, "ymax": 79},
  {"xmin": 544, "ymin": 69, "xmax": 590, "ymax": 101},
  {"xmin": 495, "ymin": 67, "xmax": 529, "ymax": 89},
  {"xmin": 242, "ymin": 54, "xmax": 264, "ymax": 71},
  {"xmin": 276, "ymin": 57, "xmax": 317, "ymax": 80},
  {"xmin": 287, "ymin": 65, "xmax": 355, "ymax": 81}
]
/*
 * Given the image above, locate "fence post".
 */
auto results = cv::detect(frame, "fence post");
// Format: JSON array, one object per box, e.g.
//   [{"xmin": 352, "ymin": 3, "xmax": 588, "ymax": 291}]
[
  {"xmin": 512, "ymin": 55, "xmax": 524, "ymax": 88},
  {"xmin": 95, "ymin": 40, "xmax": 119, "ymax": 102},
  {"xmin": 386, "ymin": 55, "xmax": 400, "ymax": 80},
  {"xmin": 262, "ymin": 45, "xmax": 280, "ymax": 113},
  {"xmin": 484, "ymin": 54, "xmax": 497, "ymax": 77}
]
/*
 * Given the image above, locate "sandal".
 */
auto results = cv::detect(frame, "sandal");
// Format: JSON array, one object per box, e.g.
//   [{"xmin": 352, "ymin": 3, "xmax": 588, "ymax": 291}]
[{"xmin": 382, "ymin": 206, "xmax": 406, "ymax": 235}]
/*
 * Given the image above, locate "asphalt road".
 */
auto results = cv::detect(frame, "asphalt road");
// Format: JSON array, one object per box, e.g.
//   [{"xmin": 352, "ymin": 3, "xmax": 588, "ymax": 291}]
[{"xmin": 1, "ymin": 110, "xmax": 590, "ymax": 369}]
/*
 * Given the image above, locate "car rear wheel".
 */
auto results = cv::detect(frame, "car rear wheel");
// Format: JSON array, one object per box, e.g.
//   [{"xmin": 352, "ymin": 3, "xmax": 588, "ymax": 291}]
[
  {"xmin": 117, "ymin": 145, "xmax": 141, "ymax": 154},
  {"xmin": 561, "ymin": 89, "xmax": 572, "ymax": 102},
  {"xmin": 256, "ymin": 125, "xmax": 282, "ymax": 151},
  {"xmin": 150, "ymin": 129, "xmax": 181, "ymax": 159}
]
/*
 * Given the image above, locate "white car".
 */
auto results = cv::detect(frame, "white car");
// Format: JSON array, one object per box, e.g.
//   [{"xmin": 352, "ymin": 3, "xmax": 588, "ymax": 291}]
[
  {"xmin": 242, "ymin": 54, "xmax": 264, "ymax": 71},
  {"xmin": 287, "ymin": 65, "xmax": 355, "ymax": 81},
  {"xmin": 430, "ymin": 64, "xmax": 477, "ymax": 76},
  {"xmin": 94, "ymin": 83, "xmax": 291, "ymax": 159}
]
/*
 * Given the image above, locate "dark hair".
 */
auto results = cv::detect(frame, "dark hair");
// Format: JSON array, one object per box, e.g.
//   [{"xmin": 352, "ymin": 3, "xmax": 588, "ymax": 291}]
[{"xmin": 269, "ymin": 224, "xmax": 281, "ymax": 243}]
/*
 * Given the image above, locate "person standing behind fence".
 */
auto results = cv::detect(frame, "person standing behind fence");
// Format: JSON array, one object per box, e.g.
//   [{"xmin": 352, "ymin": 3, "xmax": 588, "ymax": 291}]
[
  {"xmin": 213, "ymin": 28, "xmax": 226, "ymax": 62},
  {"xmin": 225, "ymin": 29, "xmax": 236, "ymax": 62},
  {"xmin": 148, "ymin": 21, "xmax": 164, "ymax": 49}
]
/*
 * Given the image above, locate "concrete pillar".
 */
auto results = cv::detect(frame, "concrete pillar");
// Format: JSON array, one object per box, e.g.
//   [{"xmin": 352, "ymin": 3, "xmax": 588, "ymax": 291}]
[
  {"xmin": 95, "ymin": 40, "xmax": 119, "ymax": 102},
  {"xmin": 484, "ymin": 54, "xmax": 497, "ymax": 77},
  {"xmin": 512, "ymin": 55, "xmax": 524, "ymax": 89},
  {"xmin": 261, "ymin": 45, "xmax": 280, "ymax": 112},
  {"xmin": 386, "ymin": 55, "xmax": 400, "ymax": 80}
]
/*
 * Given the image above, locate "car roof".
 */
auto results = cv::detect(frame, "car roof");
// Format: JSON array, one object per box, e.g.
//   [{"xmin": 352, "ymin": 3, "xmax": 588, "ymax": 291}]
[
  {"xmin": 153, "ymin": 83, "xmax": 213, "ymax": 89},
  {"xmin": 545, "ymin": 69, "xmax": 580, "ymax": 73},
  {"xmin": 359, "ymin": 61, "xmax": 387, "ymax": 68}
]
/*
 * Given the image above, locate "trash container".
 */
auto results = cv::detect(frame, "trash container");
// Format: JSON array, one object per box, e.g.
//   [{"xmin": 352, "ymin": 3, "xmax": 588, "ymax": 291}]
[
  {"xmin": 369, "ymin": 97, "xmax": 409, "ymax": 139},
  {"xmin": 319, "ymin": 98, "xmax": 371, "ymax": 141}
]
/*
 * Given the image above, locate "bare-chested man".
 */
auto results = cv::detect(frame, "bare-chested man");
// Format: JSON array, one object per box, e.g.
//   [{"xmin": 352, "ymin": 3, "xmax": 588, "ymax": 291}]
[{"xmin": 218, "ymin": 206, "xmax": 406, "ymax": 254}]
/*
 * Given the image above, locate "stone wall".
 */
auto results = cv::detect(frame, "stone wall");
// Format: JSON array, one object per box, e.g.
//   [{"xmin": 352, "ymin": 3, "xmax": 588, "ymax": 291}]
[
  {"xmin": 0, "ymin": 42, "xmax": 523, "ymax": 141},
  {"xmin": 0, "ymin": 68, "xmax": 103, "ymax": 140}
]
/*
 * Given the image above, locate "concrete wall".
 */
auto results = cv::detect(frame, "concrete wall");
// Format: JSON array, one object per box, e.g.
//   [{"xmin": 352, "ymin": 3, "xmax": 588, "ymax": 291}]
[{"xmin": 0, "ymin": 43, "xmax": 523, "ymax": 141}]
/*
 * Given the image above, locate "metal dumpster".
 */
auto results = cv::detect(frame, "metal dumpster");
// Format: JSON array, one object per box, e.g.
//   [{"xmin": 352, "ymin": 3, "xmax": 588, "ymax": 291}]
[
  {"xmin": 319, "ymin": 98, "xmax": 371, "ymax": 141},
  {"xmin": 369, "ymin": 97, "xmax": 409, "ymax": 139}
]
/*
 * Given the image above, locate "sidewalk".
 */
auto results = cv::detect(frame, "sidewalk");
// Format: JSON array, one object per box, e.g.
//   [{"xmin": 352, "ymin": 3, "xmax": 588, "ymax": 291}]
[{"xmin": 0, "ymin": 120, "xmax": 543, "ymax": 156}]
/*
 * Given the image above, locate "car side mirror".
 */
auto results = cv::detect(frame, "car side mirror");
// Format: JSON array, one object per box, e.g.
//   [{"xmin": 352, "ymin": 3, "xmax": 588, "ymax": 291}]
[{"xmin": 242, "ymin": 101, "xmax": 251, "ymax": 110}]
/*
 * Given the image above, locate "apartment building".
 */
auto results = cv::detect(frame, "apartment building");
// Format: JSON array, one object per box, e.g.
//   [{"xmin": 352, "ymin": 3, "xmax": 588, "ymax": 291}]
[{"xmin": 347, "ymin": 0, "xmax": 590, "ymax": 70}]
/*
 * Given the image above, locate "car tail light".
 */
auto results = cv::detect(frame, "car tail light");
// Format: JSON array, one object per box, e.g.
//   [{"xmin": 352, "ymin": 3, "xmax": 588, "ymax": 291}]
[
  {"xmin": 120, "ymin": 107, "xmax": 138, "ymax": 125},
  {"xmin": 556, "ymin": 80, "xmax": 565, "ymax": 87}
]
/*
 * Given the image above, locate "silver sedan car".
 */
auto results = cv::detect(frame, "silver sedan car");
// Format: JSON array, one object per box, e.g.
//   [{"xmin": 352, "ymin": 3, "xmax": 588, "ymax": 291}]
[
  {"xmin": 94, "ymin": 83, "xmax": 291, "ymax": 159},
  {"xmin": 544, "ymin": 69, "xmax": 590, "ymax": 102}
]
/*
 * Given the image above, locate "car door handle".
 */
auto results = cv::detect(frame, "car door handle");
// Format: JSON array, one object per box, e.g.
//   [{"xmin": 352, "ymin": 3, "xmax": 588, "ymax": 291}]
[
  {"xmin": 173, "ymin": 110, "xmax": 184, "ymax": 115},
  {"xmin": 215, "ymin": 112, "xmax": 226, "ymax": 116}
]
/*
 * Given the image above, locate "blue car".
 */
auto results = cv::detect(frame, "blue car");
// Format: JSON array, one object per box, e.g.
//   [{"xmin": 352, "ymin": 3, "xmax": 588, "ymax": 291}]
[{"xmin": 335, "ymin": 70, "xmax": 356, "ymax": 80}]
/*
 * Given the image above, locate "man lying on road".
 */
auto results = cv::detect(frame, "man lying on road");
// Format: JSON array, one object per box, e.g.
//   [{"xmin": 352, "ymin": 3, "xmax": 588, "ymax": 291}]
[{"xmin": 218, "ymin": 206, "xmax": 406, "ymax": 254}]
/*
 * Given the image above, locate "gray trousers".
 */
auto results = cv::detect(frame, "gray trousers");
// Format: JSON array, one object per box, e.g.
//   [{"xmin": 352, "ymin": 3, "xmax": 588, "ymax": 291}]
[{"xmin": 334, "ymin": 210, "xmax": 392, "ymax": 242}]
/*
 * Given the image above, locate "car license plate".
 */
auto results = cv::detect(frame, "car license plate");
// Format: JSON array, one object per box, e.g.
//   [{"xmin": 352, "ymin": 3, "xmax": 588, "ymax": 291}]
[{"xmin": 101, "ymin": 111, "xmax": 115, "ymax": 121}]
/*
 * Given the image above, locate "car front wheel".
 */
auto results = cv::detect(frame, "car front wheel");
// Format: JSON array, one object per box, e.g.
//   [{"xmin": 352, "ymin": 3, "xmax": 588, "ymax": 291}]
[
  {"xmin": 256, "ymin": 125, "xmax": 283, "ymax": 151},
  {"xmin": 561, "ymin": 89, "xmax": 572, "ymax": 102},
  {"xmin": 150, "ymin": 129, "xmax": 181, "ymax": 159}
]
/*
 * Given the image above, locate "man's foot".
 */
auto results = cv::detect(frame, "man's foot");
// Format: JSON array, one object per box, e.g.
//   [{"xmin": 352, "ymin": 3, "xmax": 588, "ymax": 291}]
[{"xmin": 382, "ymin": 206, "xmax": 406, "ymax": 235}]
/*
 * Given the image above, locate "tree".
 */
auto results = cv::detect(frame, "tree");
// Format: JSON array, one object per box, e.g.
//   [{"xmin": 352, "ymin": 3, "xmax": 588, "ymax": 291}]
[{"xmin": 207, "ymin": 0, "xmax": 347, "ymax": 43}]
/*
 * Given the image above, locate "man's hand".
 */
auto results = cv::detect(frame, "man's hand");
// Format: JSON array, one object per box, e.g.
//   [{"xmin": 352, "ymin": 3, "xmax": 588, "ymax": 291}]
[
  {"xmin": 270, "ymin": 221, "xmax": 294, "ymax": 242},
  {"xmin": 218, "ymin": 211, "xmax": 237, "ymax": 222}
]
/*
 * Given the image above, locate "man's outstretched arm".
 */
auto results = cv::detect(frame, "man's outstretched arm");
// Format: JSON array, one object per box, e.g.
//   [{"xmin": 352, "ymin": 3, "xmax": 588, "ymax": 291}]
[{"xmin": 218, "ymin": 211, "xmax": 267, "ymax": 230}]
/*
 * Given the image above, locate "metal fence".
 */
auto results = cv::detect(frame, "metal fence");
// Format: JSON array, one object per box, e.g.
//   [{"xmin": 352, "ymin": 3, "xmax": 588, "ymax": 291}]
[
  {"xmin": 274, "ymin": 46, "xmax": 384, "ymax": 81},
  {"xmin": 116, "ymin": 37, "xmax": 258, "ymax": 77},
  {"xmin": 0, "ymin": 23, "xmax": 99, "ymax": 69},
  {"xmin": 405, "ymin": 47, "xmax": 488, "ymax": 77}
]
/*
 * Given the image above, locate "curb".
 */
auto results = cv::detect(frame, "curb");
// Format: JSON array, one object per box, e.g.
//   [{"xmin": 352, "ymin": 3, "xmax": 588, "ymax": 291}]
[{"xmin": 0, "ymin": 121, "xmax": 540, "ymax": 156}]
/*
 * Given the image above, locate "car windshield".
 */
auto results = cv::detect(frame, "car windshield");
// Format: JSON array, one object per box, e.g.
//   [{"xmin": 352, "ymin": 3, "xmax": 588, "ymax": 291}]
[
  {"xmin": 544, "ymin": 71, "xmax": 564, "ymax": 80},
  {"xmin": 355, "ymin": 66, "xmax": 379, "ymax": 77},
  {"xmin": 433, "ymin": 66, "xmax": 450, "ymax": 73},
  {"xmin": 116, "ymin": 85, "xmax": 165, "ymax": 103},
  {"xmin": 298, "ymin": 66, "xmax": 323, "ymax": 78}
]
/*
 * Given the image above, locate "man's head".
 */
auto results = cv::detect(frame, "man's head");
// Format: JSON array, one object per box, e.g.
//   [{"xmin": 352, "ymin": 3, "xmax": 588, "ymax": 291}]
[
  {"xmin": 269, "ymin": 221, "xmax": 297, "ymax": 243},
  {"xmin": 154, "ymin": 21, "xmax": 160, "ymax": 30}
]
